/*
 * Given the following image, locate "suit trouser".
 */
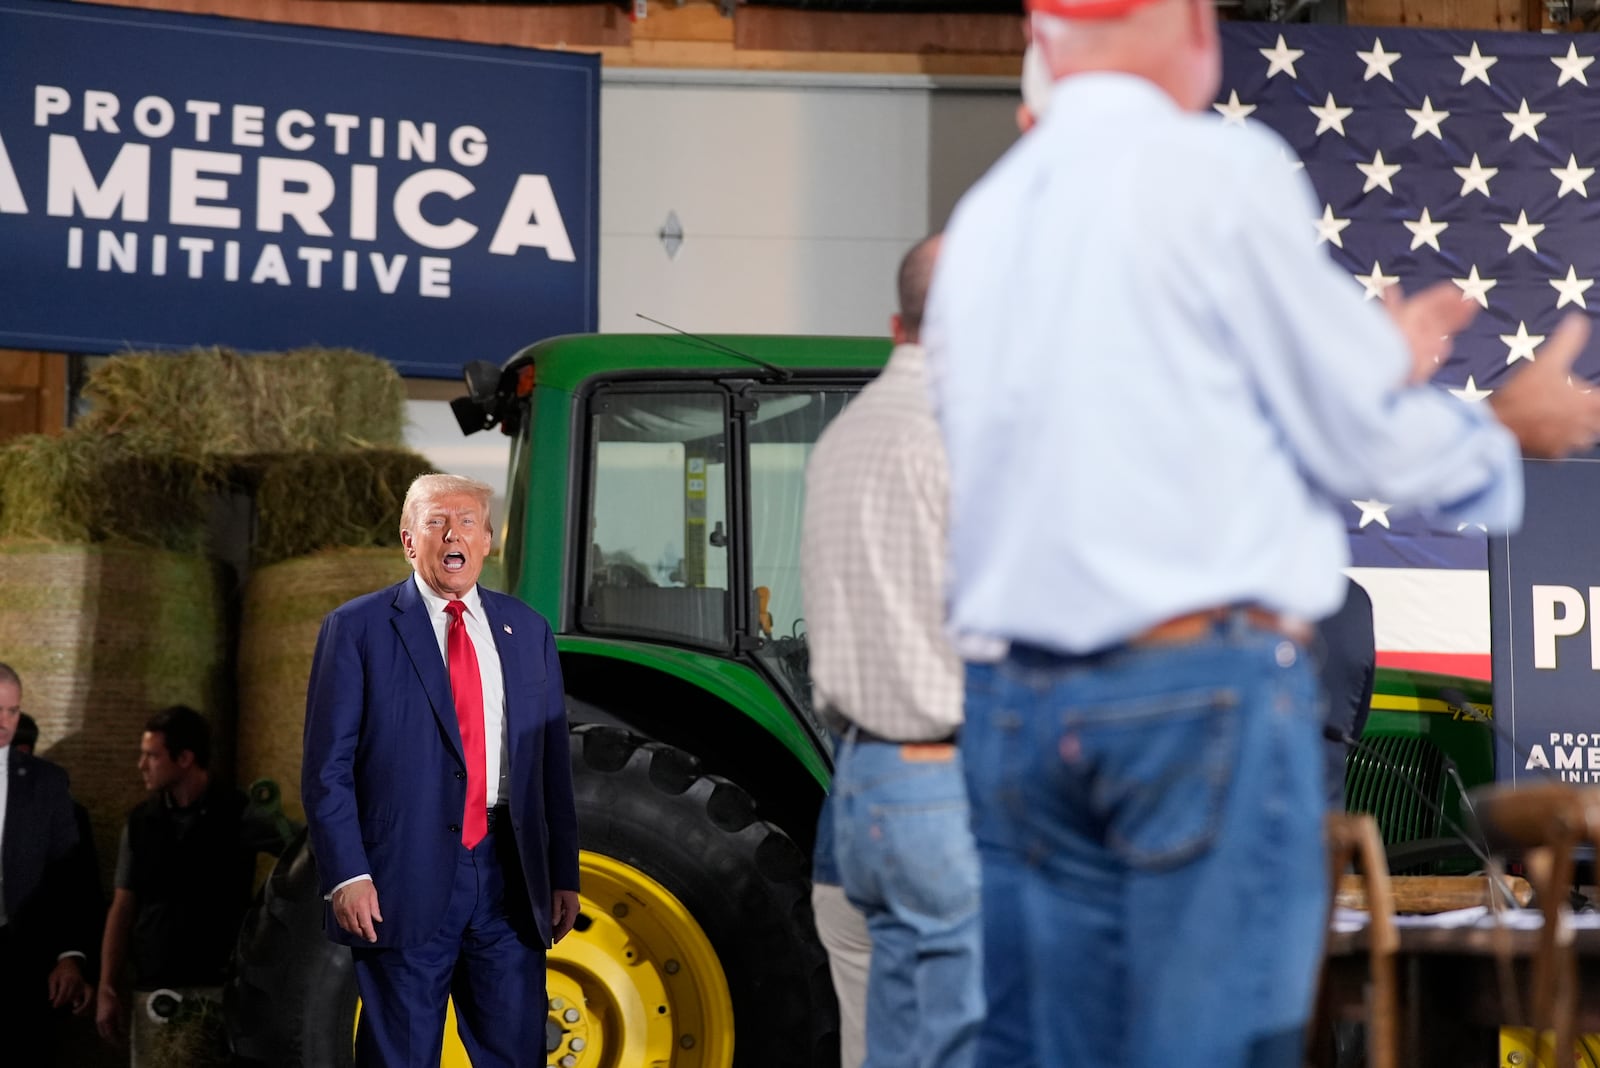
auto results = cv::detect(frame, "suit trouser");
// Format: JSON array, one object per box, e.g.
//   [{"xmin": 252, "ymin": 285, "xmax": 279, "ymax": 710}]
[{"xmin": 352, "ymin": 825, "xmax": 547, "ymax": 1068}]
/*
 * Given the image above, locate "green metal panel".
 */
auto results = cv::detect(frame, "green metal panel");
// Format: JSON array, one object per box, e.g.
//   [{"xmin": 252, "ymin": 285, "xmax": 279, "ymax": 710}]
[
  {"xmin": 1364, "ymin": 666, "xmax": 1495, "ymax": 794},
  {"xmin": 1347, "ymin": 667, "xmax": 1497, "ymax": 872},
  {"xmin": 513, "ymin": 383, "xmax": 577, "ymax": 623},
  {"xmin": 554, "ymin": 635, "xmax": 829, "ymax": 786},
  {"xmin": 517, "ymin": 333, "xmax": 892, "ymax": 392}
]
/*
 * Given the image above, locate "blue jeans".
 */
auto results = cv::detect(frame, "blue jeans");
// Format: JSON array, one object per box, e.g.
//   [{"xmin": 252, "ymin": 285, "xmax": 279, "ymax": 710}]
[
  {"xmin": 961, "ymin": 620, "xmax": 1327, "ymax": 1068},
  {"xmin": 832, "ymin": 733, "xmax": 983, "ymax": 1068}
]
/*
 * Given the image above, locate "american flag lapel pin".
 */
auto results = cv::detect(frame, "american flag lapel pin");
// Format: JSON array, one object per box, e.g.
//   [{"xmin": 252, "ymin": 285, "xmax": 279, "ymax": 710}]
[{"xmin": 503, "ymin": 624, "xmax": 513, "ymax": 635}]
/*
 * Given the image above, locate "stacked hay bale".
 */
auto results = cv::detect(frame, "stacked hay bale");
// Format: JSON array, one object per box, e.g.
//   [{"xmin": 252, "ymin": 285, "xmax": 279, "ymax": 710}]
[
  {"xmin": 0, "ymin": 347, "xmax": 434, "ymax": 878},
  {"xmin": 239, "ymin": 449, "xmax": 431, "ymax": 821}
]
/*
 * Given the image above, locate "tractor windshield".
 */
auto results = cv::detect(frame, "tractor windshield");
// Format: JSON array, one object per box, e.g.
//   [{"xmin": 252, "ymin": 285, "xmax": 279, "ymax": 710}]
[
  {"xmin": 581, "ymin": 390, "xmax": 733, "ymax": 649},
  {"xmin": 577, "ymin": 382, "xmax": 862, "ymax": 717}
]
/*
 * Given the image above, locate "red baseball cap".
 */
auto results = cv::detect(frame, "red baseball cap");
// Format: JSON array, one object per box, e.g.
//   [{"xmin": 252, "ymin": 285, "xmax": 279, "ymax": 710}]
[{"xmin": 1026, "ymin": 0, "xmax": 1161, "ymax": 17}]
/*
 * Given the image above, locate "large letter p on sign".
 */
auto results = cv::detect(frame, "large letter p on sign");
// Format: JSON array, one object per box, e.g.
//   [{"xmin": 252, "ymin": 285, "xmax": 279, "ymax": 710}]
[{"xmin": 1532, "ymin": 585, "xmax": 1587, "ymax": 669}]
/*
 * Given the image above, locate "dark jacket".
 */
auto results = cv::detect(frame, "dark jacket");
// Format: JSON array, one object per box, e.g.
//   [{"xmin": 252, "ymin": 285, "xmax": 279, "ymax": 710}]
[
  {"xmin": 125, "ymin": 784, "xmax": 252, "ymax": 987},
  {"xmin": 2, "ymin": 749, "xmax": 88, "ymax": 963},
  {"xmin": 301, "ymin": 579, "xmax": 580, "ymax": 949}
]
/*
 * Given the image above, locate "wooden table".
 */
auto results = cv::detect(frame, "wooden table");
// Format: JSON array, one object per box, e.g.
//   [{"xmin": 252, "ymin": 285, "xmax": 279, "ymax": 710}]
[{"xmin": 1322, "ymin": 922, "xmax": 1600, "ymax": 1066}]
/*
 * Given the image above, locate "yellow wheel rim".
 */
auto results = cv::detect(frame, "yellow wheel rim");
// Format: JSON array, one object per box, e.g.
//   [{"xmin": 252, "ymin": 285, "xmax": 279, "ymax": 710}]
[{"xmin": 546, "ymin": 850, "xmax": 735, "ymax": 1068}]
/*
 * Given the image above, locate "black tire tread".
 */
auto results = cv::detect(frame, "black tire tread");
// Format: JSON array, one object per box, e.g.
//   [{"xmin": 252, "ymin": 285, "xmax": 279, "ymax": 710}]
[{"xmin": 571, "ymin": 723, "xmax": 837, "ymax": 1068}]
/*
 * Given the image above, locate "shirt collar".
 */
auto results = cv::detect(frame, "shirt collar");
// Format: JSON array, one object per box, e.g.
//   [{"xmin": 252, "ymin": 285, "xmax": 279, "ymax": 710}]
[
  {"xmin": 887, "ymin": 341, "xmax": 927, "ymax": 373},
  {"xmin": 413, "ymin": 572, "xmax": 484, "ymax": 621},
  {"xmin": 1040, "ymin": 71, "xmax": 1177, "ymax": 130}
]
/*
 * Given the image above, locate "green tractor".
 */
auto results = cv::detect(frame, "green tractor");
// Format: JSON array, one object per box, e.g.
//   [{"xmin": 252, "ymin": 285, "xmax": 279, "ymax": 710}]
[{"xmin": 228, "ymin": 333, "xmax": 1500, "ymax": 1068}]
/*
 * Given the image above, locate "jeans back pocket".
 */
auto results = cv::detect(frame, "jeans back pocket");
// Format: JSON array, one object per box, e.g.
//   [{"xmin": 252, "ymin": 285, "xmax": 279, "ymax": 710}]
[{"xmin": 1088, "ymin": 687, "xmax": 1242, "ymax": 871}]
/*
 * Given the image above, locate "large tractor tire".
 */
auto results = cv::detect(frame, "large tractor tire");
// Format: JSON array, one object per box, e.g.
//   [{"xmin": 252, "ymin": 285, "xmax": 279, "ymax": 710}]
[
  {"xmin": 557, "ymin": 724, "xmax": 837, "ymax": 1068},
  {"xmin": 226, "ymin": 725, "xmax": 838, "ymax": 1068},
  {"xmin": 226, "ymin": 827, "xmax": 357, "ymax": 1068}
]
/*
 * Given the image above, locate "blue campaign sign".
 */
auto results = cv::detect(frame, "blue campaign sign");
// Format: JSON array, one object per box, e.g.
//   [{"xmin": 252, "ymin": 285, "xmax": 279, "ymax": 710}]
[
  {"xmin": 0, "ymin": 0, "xmax": 598, "ymax": 378},
  {"xmin": 1489, "ymin": 455, "xmax": 1600, "ymax": 786}
]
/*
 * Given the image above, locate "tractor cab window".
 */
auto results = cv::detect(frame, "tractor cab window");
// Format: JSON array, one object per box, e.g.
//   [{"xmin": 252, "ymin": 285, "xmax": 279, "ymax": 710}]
[
  {"xmin": 746, "ymin": 388, "xmax": 856, "ymax": 717},
  {"xmin": 581, "ymin": 391, "xmax": 731, "ymax": 648}
]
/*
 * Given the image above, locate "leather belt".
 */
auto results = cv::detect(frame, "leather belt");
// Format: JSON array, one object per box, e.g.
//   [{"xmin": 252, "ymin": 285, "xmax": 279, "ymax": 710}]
[
  {"xmin": 844, "ymin": 724, "xmax": 959, "ymax": 761},
  {"xmin": 1132, "ymin": 605, "xmax": 1310, "ymax": 648}
]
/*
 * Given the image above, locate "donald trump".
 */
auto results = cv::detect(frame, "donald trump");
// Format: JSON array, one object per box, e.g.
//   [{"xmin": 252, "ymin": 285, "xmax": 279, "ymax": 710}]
[{"xmin": 302, "ymin": 473, "xmax": 579, "ymax": 1067}]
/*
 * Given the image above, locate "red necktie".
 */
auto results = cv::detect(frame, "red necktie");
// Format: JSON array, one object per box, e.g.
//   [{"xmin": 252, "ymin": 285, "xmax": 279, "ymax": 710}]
[{"xmin": 444, "ymin": 600, "xmax": 488, "ymax": 849}]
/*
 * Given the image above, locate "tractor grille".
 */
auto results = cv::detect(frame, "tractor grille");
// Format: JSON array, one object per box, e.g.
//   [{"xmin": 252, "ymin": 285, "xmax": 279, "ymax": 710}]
[{"xmin": 1344, "ymin": 734, "xmax": 1446, "ymax": 849}]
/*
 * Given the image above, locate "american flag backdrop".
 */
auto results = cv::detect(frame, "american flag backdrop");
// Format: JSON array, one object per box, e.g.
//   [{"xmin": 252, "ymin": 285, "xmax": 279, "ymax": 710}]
[{"xmin": 1216, "ymin": 22, "xmax": 1600, "ymax": 680}]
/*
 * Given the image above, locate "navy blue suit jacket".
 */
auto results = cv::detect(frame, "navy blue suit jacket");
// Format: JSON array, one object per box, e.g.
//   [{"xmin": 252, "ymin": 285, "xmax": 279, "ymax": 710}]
[
  {"xmin": 2, "ymin": 749, "xmax": 86, "ymax": 961},
  {"xmin": 301, "ymin": 578, "xmax": 580, "ymax": 949}
]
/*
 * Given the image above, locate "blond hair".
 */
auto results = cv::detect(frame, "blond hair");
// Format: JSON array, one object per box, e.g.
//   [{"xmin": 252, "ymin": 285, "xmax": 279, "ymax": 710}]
[{"xmin": 400, "ymin": 473, "xmax": 495, "ymax": 535}]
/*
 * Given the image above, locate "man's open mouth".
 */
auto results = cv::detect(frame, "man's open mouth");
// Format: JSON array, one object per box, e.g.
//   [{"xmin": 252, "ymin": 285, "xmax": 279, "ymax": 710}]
[{"xmin": 443, "ymin": 551, "xmax": 467, "ymax": 572}]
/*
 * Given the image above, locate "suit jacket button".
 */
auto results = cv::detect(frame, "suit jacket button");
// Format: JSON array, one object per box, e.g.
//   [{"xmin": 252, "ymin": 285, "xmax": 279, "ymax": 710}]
[
  {"xmin": 448, "ymin": 823, "xmax": 461, "ymax": 833},
  {"xmin": 455, "ymin": 770, "xmax": 466, "ymax": 780}
]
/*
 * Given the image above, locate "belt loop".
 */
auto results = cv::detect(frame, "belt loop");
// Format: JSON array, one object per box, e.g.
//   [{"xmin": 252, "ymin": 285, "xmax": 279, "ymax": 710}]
[{"xmin": 1222, "ymin": 605, "xmax": 1247, "ymax": 639}]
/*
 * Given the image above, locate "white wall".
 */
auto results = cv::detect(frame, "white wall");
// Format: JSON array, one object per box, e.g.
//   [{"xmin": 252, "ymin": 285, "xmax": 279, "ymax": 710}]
[
  {"xmin": 408, "ymin": 69, "xmax": 1019, "ymax": 500},
  {"xmin": 599, "ymin": 69, "xmax": 1018, "ymax": 335}
]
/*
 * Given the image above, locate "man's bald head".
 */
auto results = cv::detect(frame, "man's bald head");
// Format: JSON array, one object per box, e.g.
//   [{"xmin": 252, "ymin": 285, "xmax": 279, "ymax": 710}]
[{"xmin": 894, "ymin": 234, "xmax": 943, "ymax": 345}]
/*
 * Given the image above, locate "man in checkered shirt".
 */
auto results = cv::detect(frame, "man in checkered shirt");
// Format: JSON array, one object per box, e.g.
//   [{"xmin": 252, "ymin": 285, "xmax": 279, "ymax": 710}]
[{"xmin": 801, "ymin": 233, "xmax": 982, "ymax": 1068}]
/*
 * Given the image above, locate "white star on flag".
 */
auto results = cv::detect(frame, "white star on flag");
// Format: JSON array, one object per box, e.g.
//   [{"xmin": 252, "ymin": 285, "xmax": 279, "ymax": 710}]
[
  {"xmin": 1358, "ymin": 38, "xmax": 1402, "ymax": 82},
  {"xmin": 1452, "ymin": 266, "xmax": 1497, "ymax": 308},
  {"xmin": 1453, "ymin": 154, "xmax": 1498, "ymax": 198},
  {"xmin": 1553, "ymin": 42, "xmax": 1595, "ymax": 87},
  {"xmin": 1455, "ymin": 42, "xmax": 1498, "ymax": 86},
  {"xmin": 1503, "ymin": 99, "xmax": 1547, "ymax": 143},
  {"xmin": 1315, "ymin": 204, "xmax": 1352, "ymax": 247},
  {"xmin": 1282, "ymin": 149, "xmax": 1305, "ymax": 172},
  {"xmin": 1355, "ymin": 261, "xmax": 1399, "ymax": 300},
  {"xmin": 1357, "ymin": 150, "xmax": 1401, "ymax": 194},
  {"xmin": 1403, "ymin": 207, "xmax": 1448, "ymax": 251},
  {"xmin": 1500, "ymin": 321, "xmax": 1544, "ymax": 363},
  {"xmin": 1260, "ymin": 34, "xmax": 1304, "ymax": 79},
  {"xmin": 1500, "ymin": 210, "xmax": 1545, "ymax": 254},
  {"xmin": 1405, "ymin": 97, "xmax": 1449, "ymax": 140},
  {"xmin": 1309, "ymin": 93, "xmax": 1354, "ymax": 136},
  {"xmin": 1449, "ymin": 376, "xmax": 1494, "ymax": 402},
  {"xmin": 1210, "ymin": 25, "xmax": 1600, "ymax": 592},
  {"xmin": 1352, "ymin": 499, "xmax": 1392, "ymax": 529},
  {"xmin": 1552, "ymin": 266, "xmax": 1594, "ymax": 309},
  {"xmin": 1213, "ymin": 90, "xmax": 1257, "ymax": 125},
  {"xmin": 1552, "ymin": 155, "xmax": 1594, "ymax": 198}
]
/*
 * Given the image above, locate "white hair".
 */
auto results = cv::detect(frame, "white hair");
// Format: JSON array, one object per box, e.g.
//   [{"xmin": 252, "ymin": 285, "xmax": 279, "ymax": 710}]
[{"xmin": 400, "ymin": 473, "xmax": 495, "ymax": 535}]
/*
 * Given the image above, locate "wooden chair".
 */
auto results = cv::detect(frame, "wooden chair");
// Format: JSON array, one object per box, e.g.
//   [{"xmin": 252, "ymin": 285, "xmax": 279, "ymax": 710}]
[
  {"xmin": 1472, "ymin": 782, "xmax": 1600, "ymax": 1065},
  {"xmin": 1317, "ymin": 811, "xmax": 1399, "ymax": 1068}
]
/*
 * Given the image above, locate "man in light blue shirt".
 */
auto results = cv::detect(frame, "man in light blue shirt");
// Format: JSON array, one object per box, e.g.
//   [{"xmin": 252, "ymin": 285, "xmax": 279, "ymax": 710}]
[{"xmin": 927, "ymin": 0, "xmax": 1600, "ymax": 1064}]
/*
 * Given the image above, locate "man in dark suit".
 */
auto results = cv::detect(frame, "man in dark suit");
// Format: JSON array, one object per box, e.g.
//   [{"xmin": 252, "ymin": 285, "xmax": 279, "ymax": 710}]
[
  {"xmin": 302, "ymin": 473, "xmax": 580, "ymax": 1068},
  {"xmin": 1316, "ymin": 578, "xmax": 1377, "ymax": 809},
  {"xmin": 0, "ymin": 663, "xmax": 94, "ymax": 1067}
]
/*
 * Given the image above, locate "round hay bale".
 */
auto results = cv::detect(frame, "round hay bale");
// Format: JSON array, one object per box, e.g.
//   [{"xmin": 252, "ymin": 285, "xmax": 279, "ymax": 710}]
[
  {"xmin": 236, "ymin": 549, "xmax": 414, "ymax": 822},
  {"xmin": 0, "ymin": 542, "xmax": 227, "ymax": 889},
  {"xmin": 78, "ymin": 347, "xmax": 407, "ymax": 457},
  {"xmin": 250, "ymin": 449, "xmax": 436, "ymax": 566}
]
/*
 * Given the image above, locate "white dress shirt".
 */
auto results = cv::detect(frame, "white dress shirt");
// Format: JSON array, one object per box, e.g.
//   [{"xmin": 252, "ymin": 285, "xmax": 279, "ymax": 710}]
[{"xmin": 413, "ymin": 574, "xmax": 509, "ymax": 807}]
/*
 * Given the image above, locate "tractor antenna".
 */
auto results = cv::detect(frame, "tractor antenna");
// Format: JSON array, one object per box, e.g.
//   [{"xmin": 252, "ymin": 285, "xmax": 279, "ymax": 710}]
[{"xmin": 635, "ymin": 314, "xmax": 793, "ymax": 382}]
